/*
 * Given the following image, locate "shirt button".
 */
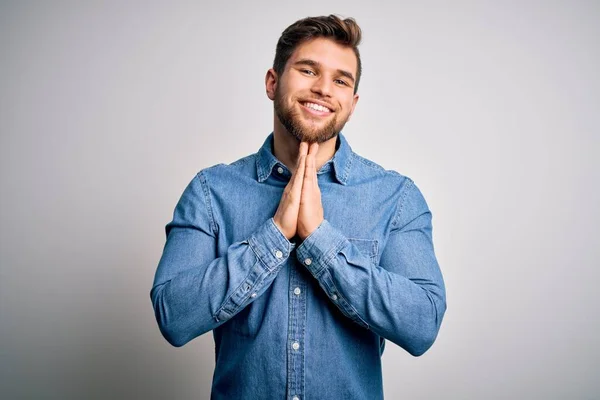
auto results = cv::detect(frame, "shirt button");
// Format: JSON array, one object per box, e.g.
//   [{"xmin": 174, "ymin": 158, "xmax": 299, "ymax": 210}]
[
  {"xmin": 293, "ymin": 397, "xmax": 300, "ymax": 400},
  {"xmin": 251, "ymin": 293, "xmax": 257, "ymax": 298},
  {"xmin": 331, "ymin": 294, "xmax": 338, "ymax": 301},
  {"xmin": 293, "ymin": 287, "xmax": 301, "ymax": 295},
  {"xmin": 275, "ymin": 250, "xmax": 283, "ymax": 259},
  {"xmin": 277, "ymin": 166, "xmax": 284, "ymax": 174},
  {"xmin": 292, "ymin": 341, "xmax": 300, "ymax": 350},
  {"xmin": 304, "ymin": 258, "xmax": 312, "ymax": 266}
]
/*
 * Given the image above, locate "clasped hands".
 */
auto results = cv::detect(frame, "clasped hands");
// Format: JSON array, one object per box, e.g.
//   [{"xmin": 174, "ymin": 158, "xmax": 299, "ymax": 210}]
[{"xmin": 273, "ymin": 142, "xmax": 324, "ymax": 241}]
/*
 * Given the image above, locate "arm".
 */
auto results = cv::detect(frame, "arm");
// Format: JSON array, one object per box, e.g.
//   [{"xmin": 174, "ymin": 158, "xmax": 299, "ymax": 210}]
[
  {"xmin": 150, "ymin": 172, "xmax": 291, "ymax": 347},
  {"xmin": 296, "ymin": 179, "xmax": 446, "ymax": 356}
]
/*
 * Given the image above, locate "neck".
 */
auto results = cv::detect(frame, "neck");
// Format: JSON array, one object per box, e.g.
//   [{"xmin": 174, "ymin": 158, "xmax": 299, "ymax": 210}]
[{"xmin": 272, "ymin": 120, "xmax": 338, "ymax": 173}]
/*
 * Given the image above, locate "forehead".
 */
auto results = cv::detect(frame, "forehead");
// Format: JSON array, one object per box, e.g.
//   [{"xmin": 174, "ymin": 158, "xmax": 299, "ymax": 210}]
[{"xmin": 287, "ymin": 37, "xmax": 357, "ymax": 75}]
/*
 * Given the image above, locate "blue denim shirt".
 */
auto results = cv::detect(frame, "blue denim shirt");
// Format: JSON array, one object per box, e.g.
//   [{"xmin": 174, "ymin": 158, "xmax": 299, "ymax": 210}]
[{"xmin": 151, "ymin": 133, "xmax": 446, "ymax": 400}]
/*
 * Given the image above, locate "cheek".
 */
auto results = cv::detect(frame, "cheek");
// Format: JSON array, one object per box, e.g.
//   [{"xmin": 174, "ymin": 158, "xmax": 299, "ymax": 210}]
[
  {"xmin": 341, "ymin": 98, "xmax": 355, "ymax": 114},
  {"xmin": 334, "ymin": 90, "xmax": 354, "ymax": 107},
  {"xmin": 282, "ymin": 84, "xmax": 297, "ymax": 100}
]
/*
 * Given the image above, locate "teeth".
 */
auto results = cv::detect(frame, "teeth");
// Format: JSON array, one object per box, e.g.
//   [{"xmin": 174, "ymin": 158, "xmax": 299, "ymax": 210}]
[{"xmin": 304, "ymin": 102, "xmax": 331, "ymax": 112}]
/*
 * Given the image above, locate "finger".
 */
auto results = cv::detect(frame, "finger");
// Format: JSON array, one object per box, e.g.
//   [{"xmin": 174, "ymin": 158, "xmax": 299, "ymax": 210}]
[
  {"xmin": 299, "ymin": 142, "xmax": 309, "ymax": 157},
  {"xmin": 290, "ymin": 152, "xmax": 307, "ymax": 198},
  {"xmin": 294, "ymin": 154, "xmax": 306, "ymax": 186},
  {"xmin": 292, "ymin": 143, "xmax": 307, "ymax": 174},
  {"xmin": 310, "ymin": 143, "xmax": 320, "ymax": 191},
  {"xmin": 303, "ymin": 152, "xmax": 312, "ymax": 185},
  {"xmin": 304, "ymin": 143, "xmax": 318, "ymax": 183},
  {"xmin": 286, "ymin": 142, "xmax": 307, "ymax": 186},
  {"xmin": 295, "ymin": 142, "xmax": 308, "ymax": 180}
]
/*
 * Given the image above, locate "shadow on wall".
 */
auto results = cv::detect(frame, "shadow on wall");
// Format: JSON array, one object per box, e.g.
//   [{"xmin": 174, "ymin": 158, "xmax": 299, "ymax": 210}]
[
  {"xmin": 66, "ymin": 301, "xmax": 215, "ymax": 398},
  {"xmin": 63, "ymin": 281, "xmax": 216, "ymax": 399},
  {"xmin": 4, "ymin": 244, "xmax": 216, "ymax": 400}
]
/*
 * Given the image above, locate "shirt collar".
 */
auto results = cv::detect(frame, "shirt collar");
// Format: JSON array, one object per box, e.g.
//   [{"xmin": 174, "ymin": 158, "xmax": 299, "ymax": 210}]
[{"xmin": 256, "ymin": 133, "xmax": 354, "ymax": 185}]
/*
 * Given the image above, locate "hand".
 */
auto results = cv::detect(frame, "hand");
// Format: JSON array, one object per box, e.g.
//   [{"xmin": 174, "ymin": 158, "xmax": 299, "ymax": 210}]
[
  {"xmin": 297, "ymin": 143, "xmax": 324, "ymax": 240},
  {"xmin": 273, "ymin": 142, "xmax": 308, "ymax": 239}
]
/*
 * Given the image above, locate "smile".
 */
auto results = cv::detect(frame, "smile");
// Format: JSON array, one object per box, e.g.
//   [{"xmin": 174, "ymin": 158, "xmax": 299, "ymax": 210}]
[{"xmin": 301, "ymin": 101, "xmax": 333, "ymax": 114}]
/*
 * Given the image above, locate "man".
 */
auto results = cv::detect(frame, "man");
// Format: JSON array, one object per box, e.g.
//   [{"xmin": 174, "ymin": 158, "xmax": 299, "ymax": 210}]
[{"xmin": 151, "ymin": 15, "xmax": 446, "ymax": 400}]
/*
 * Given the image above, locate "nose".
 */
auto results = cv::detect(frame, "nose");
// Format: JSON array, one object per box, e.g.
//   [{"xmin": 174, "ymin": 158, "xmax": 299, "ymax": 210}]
[{"xmin": 311, "ymin": 75, "xmax": 332, "ymax": 97}]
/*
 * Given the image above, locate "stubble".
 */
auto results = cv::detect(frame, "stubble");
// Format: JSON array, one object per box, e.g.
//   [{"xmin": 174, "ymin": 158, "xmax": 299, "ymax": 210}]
[{"xmin": 274, "ymin": 88, "xmax": 341, "ymax": 144}]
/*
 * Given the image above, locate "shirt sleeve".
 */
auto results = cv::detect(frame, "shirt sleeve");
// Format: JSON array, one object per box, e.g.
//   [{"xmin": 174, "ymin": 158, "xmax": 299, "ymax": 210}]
[
  {"xmin": 295, "ymin": 179, "xmax": 446, "ymax": 356},
  {"xmin": 150, "ymin": 172, "xmax": 291, "ymax": 347}
]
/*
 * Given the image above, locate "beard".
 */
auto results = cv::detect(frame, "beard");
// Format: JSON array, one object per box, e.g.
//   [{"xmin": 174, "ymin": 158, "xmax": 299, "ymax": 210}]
[{"xmin": 274, "ymin": 87, "xmax": 347, "ymax": 144}]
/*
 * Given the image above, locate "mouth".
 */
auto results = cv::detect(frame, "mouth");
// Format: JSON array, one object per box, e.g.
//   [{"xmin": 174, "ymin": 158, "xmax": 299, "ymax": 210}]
[{"xmin": 300, "ymin": 101, "xmax": 334, "ymax": 116}]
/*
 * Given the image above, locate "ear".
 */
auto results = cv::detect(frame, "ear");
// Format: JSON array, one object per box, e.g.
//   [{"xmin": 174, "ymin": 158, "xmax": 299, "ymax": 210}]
[
  {"xmin": 265, "ymin": 68, "xmax": 278, "ymax": 101},
  {"xmin": 346, "ymin": 93, "xmax": 360, "ymax": 121}
]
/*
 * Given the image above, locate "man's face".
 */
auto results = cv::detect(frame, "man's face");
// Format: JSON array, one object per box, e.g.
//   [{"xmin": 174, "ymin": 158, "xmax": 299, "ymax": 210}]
[{"xmin": 270, "ymin": 37, "xmax": 359, "ymax": 143}]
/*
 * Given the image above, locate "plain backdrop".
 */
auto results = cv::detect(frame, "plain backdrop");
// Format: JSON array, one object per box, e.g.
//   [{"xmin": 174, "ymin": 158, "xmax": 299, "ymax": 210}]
[{"xmin": 1, "ymin": 1, "xmax": 598, "ymax": 399}]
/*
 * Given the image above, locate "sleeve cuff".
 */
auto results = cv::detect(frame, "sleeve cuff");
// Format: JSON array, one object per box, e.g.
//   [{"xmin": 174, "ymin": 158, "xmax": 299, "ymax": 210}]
[
  {"xmin": 248, "ymin": 218, "xmax": 292, "ymax": 272},
  {"xmin": 296, "ymin": 219, "xmax": 347, "ymax": 276}
]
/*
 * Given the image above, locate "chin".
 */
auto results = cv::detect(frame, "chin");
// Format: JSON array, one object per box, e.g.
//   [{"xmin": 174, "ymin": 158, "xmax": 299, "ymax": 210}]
[
  {"xmin": 276, "ymin": 104, "xmax": 342, "ymax": 144},
  {"xmin": 291, "ymin": 129, "xmax": 338, "ymax": 144}
]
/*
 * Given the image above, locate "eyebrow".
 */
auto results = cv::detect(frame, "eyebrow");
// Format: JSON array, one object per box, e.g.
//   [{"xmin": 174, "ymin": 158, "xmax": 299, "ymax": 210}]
[{"xmin": 293, "ymin": 59, "xmax": 356, "ymax": 84}]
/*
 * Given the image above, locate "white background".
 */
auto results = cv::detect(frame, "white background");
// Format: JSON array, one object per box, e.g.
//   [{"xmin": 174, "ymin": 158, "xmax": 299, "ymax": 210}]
[{"xmin": 1, "ymin": 1, "xmax": 598, "ymax": 398}]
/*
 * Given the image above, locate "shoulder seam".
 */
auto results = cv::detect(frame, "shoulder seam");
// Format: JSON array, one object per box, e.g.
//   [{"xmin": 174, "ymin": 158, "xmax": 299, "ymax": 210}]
[
  {"xmin": 353, "ymin": 153, "xmax": 385, "ymax": 171},
  {"xmin": 391, "ymin": 177, "xmax": 415, "ymax": 228}
]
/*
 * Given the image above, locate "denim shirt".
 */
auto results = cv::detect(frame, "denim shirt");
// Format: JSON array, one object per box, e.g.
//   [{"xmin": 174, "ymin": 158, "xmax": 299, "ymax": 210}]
[{"xmin": 151, "ymin": 133, "xmax": 446, "ymax": 400}]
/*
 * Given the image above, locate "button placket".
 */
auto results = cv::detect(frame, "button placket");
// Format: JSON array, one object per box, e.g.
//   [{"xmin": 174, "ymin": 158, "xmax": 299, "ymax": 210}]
[{"xmin": 287, "ymin": 262, "xmax": 306, "ymax": 399}]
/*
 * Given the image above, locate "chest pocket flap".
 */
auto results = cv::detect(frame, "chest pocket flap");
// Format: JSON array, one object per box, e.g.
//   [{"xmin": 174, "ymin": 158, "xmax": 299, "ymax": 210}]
[{"xmin": 347, "ymin": 238, "xmax": 379, "ymax": 265}]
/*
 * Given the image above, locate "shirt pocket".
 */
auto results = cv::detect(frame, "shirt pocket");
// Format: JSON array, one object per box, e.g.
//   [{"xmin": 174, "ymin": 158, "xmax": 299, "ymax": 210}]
[{"xmin": 347, "ymin": 238, "xmax": 379, "ymax": 265}]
